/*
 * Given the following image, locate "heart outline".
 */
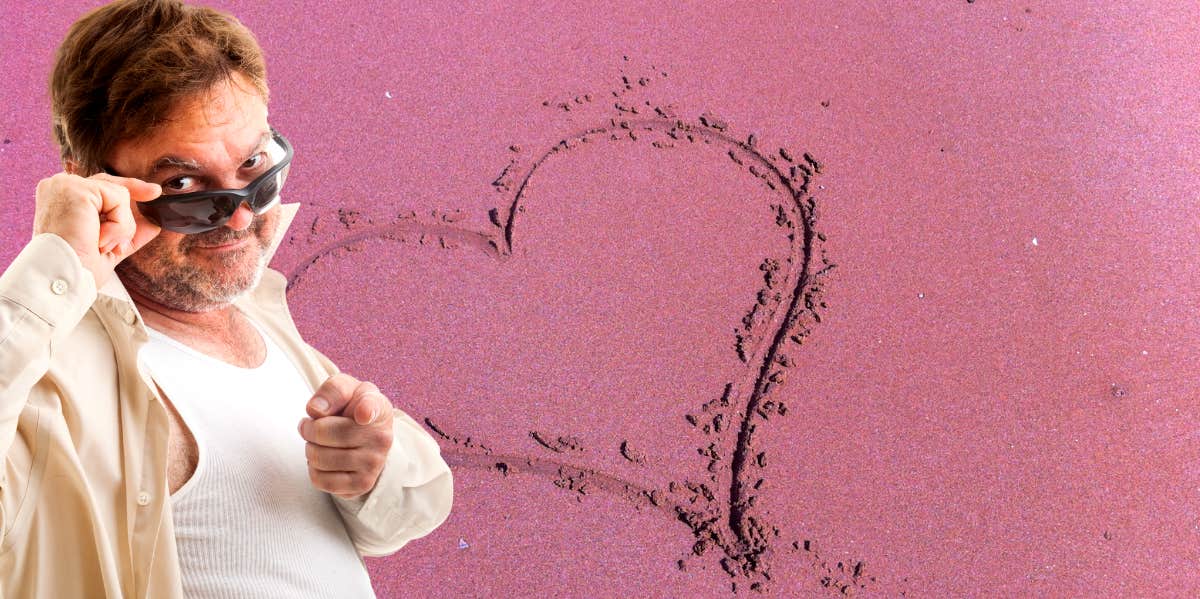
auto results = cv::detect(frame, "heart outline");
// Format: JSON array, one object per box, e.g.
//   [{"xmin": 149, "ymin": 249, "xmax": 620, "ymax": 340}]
[{"xmin": 284, "ymin": 91, "xmax": 863, "ymax": 594}]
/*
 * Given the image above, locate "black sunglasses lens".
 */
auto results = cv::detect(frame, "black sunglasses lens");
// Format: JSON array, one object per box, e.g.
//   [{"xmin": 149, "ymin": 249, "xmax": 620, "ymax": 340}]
[
  {"xmin": 250, "ymin": 171, "xmax": 282, "ymax": 213},
  {"xmin": 148, "ymin": 195, "xmax": 241, "ymax": 233}
]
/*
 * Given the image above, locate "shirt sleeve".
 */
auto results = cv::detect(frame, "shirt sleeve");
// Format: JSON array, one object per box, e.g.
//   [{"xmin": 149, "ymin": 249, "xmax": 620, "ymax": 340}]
[
  {"xmin": 305, "ymin": 346, "xmax": 454, "ymax": 557},
  {"xmin": 0, "ymin": 234, "xmax": 98, "ymax": 540}
]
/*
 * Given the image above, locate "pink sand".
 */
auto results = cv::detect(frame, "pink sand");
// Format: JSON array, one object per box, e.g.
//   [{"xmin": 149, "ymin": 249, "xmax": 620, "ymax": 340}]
[{"xmin": 2, "ymin": 1, "xmax": 1198, "ymax": 596}]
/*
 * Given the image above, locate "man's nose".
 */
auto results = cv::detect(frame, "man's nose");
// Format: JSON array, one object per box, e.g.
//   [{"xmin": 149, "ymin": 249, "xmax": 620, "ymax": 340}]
[{"xmin": 224, "ymin": 203, "xmax": 254, "ymax": 231}]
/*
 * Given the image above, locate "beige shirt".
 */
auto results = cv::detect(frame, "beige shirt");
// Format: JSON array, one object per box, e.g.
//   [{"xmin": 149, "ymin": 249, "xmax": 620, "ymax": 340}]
[{"xmin": 0, "ymin": 203, "xmax": 453, "ymax": 598}]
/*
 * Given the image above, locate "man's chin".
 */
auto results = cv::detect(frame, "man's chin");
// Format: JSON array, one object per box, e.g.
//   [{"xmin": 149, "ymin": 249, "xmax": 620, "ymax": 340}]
[
  {"xmin": 201, "ymin": 263, "xmax": 265, "ymax": 308},
  {"xmin": 117, "ymin": 248, "xmax": 269, "ymax": 313},
  {"xmin": 181, "ymin": 252, "xmax": 268, "ymax": 310}
]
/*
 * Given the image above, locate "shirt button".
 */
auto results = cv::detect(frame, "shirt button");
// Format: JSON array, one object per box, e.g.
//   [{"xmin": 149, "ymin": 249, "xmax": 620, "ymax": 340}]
[
  {"xmin": 124, "ymin": 309, "xmax": 137, "ymax": 325},
  {"xmin": 50, "ymin": 279, "xmax": 68, "ymax": 295},
  {"xmin": 137, "ymin": 492, "xmax": 151, "ymax": 506}
]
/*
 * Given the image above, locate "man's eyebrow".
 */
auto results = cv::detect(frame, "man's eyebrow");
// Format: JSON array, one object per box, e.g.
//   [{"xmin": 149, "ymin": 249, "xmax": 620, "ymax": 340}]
[
  {"xmin": 147, "ymin": 155, "xmax": 202, "ymax": 177},
  {"xmin": 145, "ymin": 130, "xmax": 272, "ymax": 177},
  {"xmin": 242, "ymin": 130, "xmax": 272, "ymax": 163}
]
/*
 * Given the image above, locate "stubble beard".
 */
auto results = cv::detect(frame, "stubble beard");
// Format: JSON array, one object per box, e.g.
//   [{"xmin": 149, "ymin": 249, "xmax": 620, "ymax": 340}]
[{"xmin": 115, "ymin": 217, "xmax": 273, "ymax": 313}]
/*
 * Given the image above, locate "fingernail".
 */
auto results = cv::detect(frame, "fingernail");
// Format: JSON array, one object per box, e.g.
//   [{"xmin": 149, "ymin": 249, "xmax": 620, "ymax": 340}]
[
  {"xmin": 369, "ymin": 407, "xmax": 379, "ymax": 423},
  {"xmin": 312, "ymin": 396, "xmax": 329, "ymax": 413}
]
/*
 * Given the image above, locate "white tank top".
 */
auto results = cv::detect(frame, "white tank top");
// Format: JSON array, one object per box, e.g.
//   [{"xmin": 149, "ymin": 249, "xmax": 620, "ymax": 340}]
[{"xmin": 138, "ymin": 313, "xmax": 376, "ymax": 599}]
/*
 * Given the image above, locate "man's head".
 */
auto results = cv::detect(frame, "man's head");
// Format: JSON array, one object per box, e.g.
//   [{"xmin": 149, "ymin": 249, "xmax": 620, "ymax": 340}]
[{"xmin": 50, "ymin": 0, "xmax": 282, "ymax": 312}]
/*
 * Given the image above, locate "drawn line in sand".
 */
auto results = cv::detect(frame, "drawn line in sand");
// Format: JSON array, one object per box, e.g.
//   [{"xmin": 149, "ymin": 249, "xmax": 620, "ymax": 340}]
[{"xmin": 286, "ymin": 63, "xmax": 880, "ymax": 595}]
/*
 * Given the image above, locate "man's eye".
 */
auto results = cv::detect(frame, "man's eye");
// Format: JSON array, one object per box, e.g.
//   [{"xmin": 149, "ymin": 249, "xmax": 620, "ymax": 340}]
[
  {"xmin": 163, "ymin": 176, "xmax": 196, "ymax": 192},
  {"xmin": 242, "ymin": 152, "xmax": 266, "ymax": 169}
]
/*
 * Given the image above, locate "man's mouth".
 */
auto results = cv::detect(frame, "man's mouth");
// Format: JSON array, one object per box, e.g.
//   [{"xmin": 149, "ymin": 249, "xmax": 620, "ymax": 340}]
[{"xmin": 193, "ymin": 236, "xmax": 250, "ymax": 251}]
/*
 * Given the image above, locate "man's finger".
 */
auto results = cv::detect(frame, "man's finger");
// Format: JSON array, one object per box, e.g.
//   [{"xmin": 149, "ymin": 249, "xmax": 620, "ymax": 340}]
[
  {"xmin": 298, "ymin": 415, "xmax": 388, "ymax": 448},
  {"xmin": 90, "ymin": 172, "xmax": 163, "ymax": 201},
  {"xmin": 342, "ymin": 382, "xmax": 390, "ymax": 426},
  {"xmin": 306, "ymin": 373, "xmax": 360, "ymax": 418},
  {"xmin": 305, "ymin": 443, "xmax": 385, "ymax": 473},
  {"xmin": 307, "ymin": 469, "xmax": 377, "ymax": 500},
  {"xmin": 121, "ymin": 179, "xmax": 163, "ymax": 256},
  {"xmin": 89, "ymin": 174, "xmax": 161, "ymax": 254},
  {"xmin": 123, "ymin": 201, "xmax": 162, "ymax": 256},
  {"xmin": 89, "ymin": 180, "xmax": 133, "ymax": 253}
]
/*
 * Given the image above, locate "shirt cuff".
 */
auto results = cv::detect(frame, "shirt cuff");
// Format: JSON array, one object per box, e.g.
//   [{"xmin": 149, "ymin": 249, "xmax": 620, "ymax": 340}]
[
  {"xmin": 0, "ymin": 234, "xmax": 97, "ymax": 338},
  {"xmin": 331, "ymin": 408, "xmax": 453, "ymax": 556}
]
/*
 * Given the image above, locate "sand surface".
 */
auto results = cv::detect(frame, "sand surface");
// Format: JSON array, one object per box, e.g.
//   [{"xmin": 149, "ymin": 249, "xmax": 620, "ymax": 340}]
[{"xmin": 2, "ymin": 1, "xmax": 1198, "ymax": 596}]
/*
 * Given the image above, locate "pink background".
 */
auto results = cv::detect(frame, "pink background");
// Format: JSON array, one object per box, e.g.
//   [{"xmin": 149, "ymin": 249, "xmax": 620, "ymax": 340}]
[{"xmin": 3, "ymin": 1, "xmax": 1198, "ymax": 596}]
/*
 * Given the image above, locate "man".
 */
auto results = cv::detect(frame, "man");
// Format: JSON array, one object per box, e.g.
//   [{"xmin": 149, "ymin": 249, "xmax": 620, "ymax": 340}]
[{"xmin": 0, "ymin": 0, "xmax": 453, "ymax": 597}]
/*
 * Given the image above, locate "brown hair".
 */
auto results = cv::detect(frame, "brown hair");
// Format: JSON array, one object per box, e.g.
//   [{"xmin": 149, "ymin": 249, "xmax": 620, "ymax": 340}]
[{"xmin": 50, "ymin": 0, "xmax": 268, "ymax": 175}]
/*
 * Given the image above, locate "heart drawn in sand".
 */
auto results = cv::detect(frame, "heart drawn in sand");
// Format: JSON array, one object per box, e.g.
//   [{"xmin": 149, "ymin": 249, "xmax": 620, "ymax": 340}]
[{"xmin": 283, "ymin": 80, "xmax": 856, "ymax": 595}]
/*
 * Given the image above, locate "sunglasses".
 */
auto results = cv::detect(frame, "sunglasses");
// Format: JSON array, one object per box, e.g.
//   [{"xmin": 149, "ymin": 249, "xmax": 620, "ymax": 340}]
[{"xmin": 105, "ymin": 128, "xmax": 293, "ymax": 234}]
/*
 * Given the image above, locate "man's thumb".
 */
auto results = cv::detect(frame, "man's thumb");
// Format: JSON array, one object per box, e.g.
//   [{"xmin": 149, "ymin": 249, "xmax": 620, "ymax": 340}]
[
  {"xmin": 306, "ymin": 373, "xmax": 359, "ymax": 418},
  {"xmin": 128, "ymin": 179, "xmax": 162, "ymax": 202}
]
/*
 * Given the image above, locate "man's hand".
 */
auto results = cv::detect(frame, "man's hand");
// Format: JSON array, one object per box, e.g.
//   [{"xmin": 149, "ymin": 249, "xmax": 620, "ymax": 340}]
[
  {"xmin": 298, "ymin": 373, "xmax": 395, "ymax": 500},
  {"xmin": 32, "ymin": 172, "xmax": 162, "ymax": 288}
]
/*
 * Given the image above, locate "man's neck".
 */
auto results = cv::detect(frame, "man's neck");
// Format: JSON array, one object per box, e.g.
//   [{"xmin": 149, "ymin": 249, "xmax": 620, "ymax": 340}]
[
  {"xmin": 126, "ymin": 282, "xmax": 267, "ymax": 369},
  {"xmin": 125, "ymin": 283, "xmax": 243, "ymax": 338}
]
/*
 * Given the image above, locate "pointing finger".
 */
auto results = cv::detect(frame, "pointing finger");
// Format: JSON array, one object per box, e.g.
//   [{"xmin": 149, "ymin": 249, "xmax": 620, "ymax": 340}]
[
  {"xmin": 343, "ymin": 382, "xmax": 389, "ymax": 426},
  {"xmin": 307, "ymin": 373, "xmax": 360, "ymax": 418}
]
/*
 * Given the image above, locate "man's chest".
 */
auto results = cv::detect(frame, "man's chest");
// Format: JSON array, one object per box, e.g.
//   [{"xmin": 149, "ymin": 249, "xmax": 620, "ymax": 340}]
[
  {"xmin": 140, "ymin": 328, "xmax": 317, "ymax": 498},
  {"xmin": 156, "ymin": 384, "xmax": 199, "ymax": 495}
]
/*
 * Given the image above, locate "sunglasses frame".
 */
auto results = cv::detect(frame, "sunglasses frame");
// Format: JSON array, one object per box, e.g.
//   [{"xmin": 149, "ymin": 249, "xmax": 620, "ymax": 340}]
[{"xmin": 107, "ymin": 128, "xmax": 294, "ymax": 234}]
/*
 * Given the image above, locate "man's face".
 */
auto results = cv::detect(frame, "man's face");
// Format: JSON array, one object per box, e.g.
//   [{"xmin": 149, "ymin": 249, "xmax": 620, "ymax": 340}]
[{"xmin": 107, "ymin": 73, "xmax": 281, "ymax": 313}]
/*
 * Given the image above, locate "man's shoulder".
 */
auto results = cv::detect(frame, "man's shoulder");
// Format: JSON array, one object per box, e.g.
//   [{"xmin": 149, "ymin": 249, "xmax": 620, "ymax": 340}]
[
  {"xmin": 238, "ymin": 266, "xmax": 340, "ymax": 382},
  {"xmin": 258, "ymin": 267, "xmax": 290, "ymax": 294},
  {"xmin": 242, "ymin": 267, "xmax": 290, "ymax": 309},
  {"xmin": 238, "ymin": 266, "xmax": 303, "ymax": 333}
]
